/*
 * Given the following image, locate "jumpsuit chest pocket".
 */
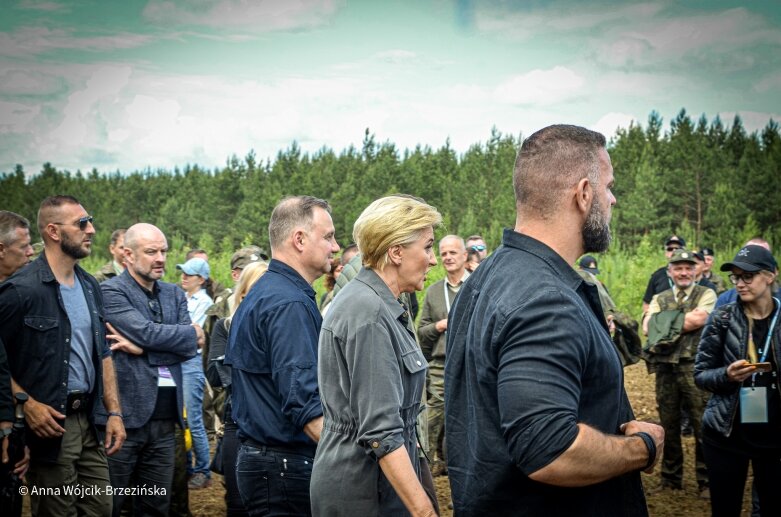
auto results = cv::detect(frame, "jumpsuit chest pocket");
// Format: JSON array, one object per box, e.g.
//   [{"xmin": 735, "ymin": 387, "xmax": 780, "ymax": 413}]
[{"xmin": 23, "ymin": 316, "xmax": 60, "ymax": 360}]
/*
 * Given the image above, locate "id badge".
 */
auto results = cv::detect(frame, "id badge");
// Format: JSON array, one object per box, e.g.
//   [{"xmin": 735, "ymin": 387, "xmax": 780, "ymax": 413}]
[{"xmin": 740, "ymin": 387, "xmax": 768, "ymax": 423}]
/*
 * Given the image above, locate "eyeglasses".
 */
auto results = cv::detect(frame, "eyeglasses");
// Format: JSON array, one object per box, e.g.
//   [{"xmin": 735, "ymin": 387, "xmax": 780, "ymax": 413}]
[
  {"xmin": 666, "ymin": 246, "xmax": 680, "ymax": 252},
  {"xmin": 729, "ymin": 272, "xmax": 757, "ymax": 285},
  {"xmin": 470, "ymin": 245, "xmax": 486, "ymax": 252},
  {"xmin": 53, "ymin": 216, "xmax": 93, "ymax": 231}
]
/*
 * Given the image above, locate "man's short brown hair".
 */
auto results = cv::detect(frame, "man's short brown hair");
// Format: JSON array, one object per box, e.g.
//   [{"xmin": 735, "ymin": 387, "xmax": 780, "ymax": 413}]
[
  {"xmin": 513, "ymin": 125, "xmax": 606, "ymax": 219},
  {"xmin": 37, "ymin": 195, "xmax": 81, "ymax": 237},
  {"xmin": 268, "ymin": 196, "xmax": 331, "ymax": 251}
]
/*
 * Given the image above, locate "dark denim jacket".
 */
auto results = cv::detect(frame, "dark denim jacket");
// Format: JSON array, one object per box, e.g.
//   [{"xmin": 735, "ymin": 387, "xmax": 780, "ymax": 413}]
[
  {"xmin": 445, "ymin": 229, "xmax": 647, "ymax": 516},
  {"xmin": 0, "ymin": 253, "xmax": 110, "ymax": 462}
]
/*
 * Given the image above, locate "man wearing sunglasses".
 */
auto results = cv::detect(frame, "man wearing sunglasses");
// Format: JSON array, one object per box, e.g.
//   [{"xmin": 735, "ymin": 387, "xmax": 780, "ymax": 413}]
[
  {"xmin": 642, "ymin": 235, "xmax": 687, "ymax": 315},
  {"xmin": 465, "ymin": 235, "xmax": 489, "ymax": 261},
  {"xmin": 0, "ymin": 195, "xmax": 125, "ymax": 516}
]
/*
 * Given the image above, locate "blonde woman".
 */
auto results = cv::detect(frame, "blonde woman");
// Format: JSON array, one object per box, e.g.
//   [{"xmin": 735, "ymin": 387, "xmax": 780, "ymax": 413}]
[
  {"xmin": 206, "ymin": 261, "xmax": 267, "ymax": 517},
  {"xmin": 311, "ymin": 195, "xmax": 440, "ymax": 517}
]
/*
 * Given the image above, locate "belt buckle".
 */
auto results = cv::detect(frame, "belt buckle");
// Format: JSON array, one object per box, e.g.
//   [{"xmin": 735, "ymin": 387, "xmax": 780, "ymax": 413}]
[{"xmin": 71, "ymin": 398, "xmax": 81, "ymax": 410}]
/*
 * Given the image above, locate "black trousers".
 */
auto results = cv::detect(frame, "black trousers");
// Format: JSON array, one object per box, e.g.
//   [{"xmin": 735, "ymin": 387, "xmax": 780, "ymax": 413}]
[{"xmin": 702, "ymin": 435, "xmax": 781, "ymax": 517}]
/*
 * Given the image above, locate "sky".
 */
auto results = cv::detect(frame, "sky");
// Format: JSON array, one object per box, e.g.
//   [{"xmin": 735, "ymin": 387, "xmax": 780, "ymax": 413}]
[{"xmin": 1, "ymin": 0, "xmax": 780, "ymax": 175}]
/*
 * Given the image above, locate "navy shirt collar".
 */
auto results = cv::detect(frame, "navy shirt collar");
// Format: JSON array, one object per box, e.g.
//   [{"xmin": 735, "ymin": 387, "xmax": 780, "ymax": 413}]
[
  {"xmin": 501, "ymin": 228, "xmax": 585, "ymax": 291},
  {"xmin": 268, "ymin": 259, "xmax": 315, "ymax": 299},
  {"xmin": 501, "ymin": 228, "xmax": 607, "ymax": 331}
]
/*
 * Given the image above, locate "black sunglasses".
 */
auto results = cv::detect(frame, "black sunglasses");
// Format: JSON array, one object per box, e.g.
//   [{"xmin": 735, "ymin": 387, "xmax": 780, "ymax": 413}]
[
  {"xmin": 665, "ymin": 246, "xmax": 680, "ymax": 252},
  {"xmin": 53, "ymin": 215, "xmax": 94, "ymax": 231}
]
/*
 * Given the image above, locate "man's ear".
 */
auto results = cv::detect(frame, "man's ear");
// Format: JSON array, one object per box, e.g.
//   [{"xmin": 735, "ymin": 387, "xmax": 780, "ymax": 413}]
[
  {"xmin": 0, "ymin": 241, "xmax": 5, "ymax": 258},
  {"xmin": 43, "ymin": 223, "xmax": 60, "ymax": 243},
  {"xmin": 292, "ymin": 228, "xmax": 307, "ymax": 252},
  {"xmin": 575, "ymin": 177, "xmax": 592, "ymax": 215}
]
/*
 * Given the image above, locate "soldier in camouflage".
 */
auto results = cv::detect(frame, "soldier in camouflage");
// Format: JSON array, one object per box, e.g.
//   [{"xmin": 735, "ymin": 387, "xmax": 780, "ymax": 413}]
[{"xmin": 93, "ymin": 228, "xmax": 126, "ymax": 282}]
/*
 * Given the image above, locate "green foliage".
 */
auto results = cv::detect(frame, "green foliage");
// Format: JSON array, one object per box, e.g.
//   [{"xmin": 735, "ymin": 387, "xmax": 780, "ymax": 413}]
[{"xmin": 2, "ymin": 111, "xmax": 778, "ymax": 317}]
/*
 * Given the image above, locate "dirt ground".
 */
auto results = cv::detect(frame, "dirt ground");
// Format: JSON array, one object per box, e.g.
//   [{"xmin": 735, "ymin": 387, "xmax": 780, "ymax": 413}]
[
  {"xmin": 18, "ymin": 362, "xmax": 752, "ymax": 516},
  {"xmin": 190, "ymin": 362, "xmax": 755, "ymax": 516}
]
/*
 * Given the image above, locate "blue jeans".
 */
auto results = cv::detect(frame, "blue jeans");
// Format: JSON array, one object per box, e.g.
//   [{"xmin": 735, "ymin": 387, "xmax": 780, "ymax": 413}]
[
  {"xmin": 236, "ymin": 442, "xmax": 313, "ymax": 517},
  {"xmin": 105, "ymin": 419, "xmax": 175, "ymax": 517},
  {"xmin": 182, "ymin": 354, "xmax": 211, "ymax": 476}
]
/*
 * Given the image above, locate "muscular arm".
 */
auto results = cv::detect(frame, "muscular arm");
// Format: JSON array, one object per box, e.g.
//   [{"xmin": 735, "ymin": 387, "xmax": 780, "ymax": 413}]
[{"xmin": 529, "ymin": 421, "xmax": 663, "ymax": 486}]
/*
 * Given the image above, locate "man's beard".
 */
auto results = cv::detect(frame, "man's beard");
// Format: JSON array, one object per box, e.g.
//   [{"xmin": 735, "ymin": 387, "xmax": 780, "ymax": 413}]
[
  {"xmin": 61, "ymin": 233, "xmax": 90, "ymax": 259},
  {"xmin": 582, "ymin": 196, "xmax": 611, "ymax": 254}
]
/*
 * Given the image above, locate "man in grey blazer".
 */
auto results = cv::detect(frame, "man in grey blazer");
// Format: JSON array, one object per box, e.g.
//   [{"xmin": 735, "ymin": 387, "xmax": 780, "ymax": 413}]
[{"xmin": 98, "ymin": 223, "xmax": 202, "ymax": 516}]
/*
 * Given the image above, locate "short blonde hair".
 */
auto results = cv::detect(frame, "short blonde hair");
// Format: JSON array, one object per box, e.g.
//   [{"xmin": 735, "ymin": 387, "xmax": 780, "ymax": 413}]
[
  {"xmin": 231, "ymin": 261, "xmax": 269, "ymax": 316},
  {"xmin": 353, "ymin": 195, "xmax": 442, "ymax": 270}
]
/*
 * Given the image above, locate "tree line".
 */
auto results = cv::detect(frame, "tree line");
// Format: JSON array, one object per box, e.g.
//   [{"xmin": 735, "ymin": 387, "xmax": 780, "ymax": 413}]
[{"xmin": 1, "ymin": 109, "xmax": 779, "ymax": 261}]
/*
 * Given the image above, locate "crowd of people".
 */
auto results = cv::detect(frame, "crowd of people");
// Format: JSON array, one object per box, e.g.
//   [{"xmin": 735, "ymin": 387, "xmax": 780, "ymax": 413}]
[{"xmin": 0, "ymin": 123, "xmax": 778, "ymax": 517}]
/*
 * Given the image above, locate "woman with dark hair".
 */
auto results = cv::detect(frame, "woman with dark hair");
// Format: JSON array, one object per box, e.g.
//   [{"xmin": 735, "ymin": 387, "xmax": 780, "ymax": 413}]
[{"xmin": 695, "ymin": 245, "xmax": 781, "ymax": 516}]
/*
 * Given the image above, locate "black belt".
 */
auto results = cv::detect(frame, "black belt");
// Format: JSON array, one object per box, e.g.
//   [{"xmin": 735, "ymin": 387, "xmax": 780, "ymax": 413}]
[
  {"xmin": 66, "ymin": 391, "xmax": 91, "ymax": 415},
  {"xmin": 240, "ymin": 438, "xmax": 314, "ymax": 458}
]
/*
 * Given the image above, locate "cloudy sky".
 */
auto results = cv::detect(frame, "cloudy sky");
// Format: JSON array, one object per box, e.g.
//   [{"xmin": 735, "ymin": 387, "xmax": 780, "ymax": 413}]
[{"xmin": 2, "ymin": 0, "xmax": 780, "ymax": 175}]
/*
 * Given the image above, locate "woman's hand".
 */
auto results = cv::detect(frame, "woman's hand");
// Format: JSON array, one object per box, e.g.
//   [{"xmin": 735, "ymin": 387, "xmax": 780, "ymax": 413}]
[{"xmin": 726, "ymin": 359, "xmax": 757, "ymax": 383}]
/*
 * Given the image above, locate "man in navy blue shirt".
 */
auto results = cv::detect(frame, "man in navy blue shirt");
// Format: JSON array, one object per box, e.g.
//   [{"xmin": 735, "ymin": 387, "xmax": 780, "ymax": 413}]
[
  {"xmin": 226, "ymin": 195, "xmax": 339, "ymax": 516},
  {"xmin": 445, "ymin": 125, "xmax": 665, "ymax": 515}
]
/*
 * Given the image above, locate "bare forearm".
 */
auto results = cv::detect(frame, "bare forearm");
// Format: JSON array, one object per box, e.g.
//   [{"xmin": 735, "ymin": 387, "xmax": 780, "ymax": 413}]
[
  {"xmin": 528, "ymin": 423, "xmax": 649, "ymax": 487},
  {"xmin": 683, "ymin": 310, "xmax": 707, "ymax": 332},
  {"xmin": 101, "ymin": 357, "xmax": 121, "ymax": 413},
  {"xmin": 378, "ymin": 447, "xmax": 437, "ymax": 517},
  {"xmin": 303, "ymin": 416, "xmax": 323, "ymax": 443}
]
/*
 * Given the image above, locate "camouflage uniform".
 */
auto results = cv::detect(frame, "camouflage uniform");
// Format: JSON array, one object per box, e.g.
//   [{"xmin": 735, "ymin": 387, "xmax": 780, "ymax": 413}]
[
  {"xmin": 645, "ymin": 251, "xmax": 716, "ymax": 491},
  {"xmin": 93, "ymin": 260, "xmax": 122, "ymax": 283}
]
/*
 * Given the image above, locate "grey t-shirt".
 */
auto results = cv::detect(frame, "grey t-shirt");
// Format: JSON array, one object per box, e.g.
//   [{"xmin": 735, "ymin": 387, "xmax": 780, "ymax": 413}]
[{"xmin": 60, "ymin": 275, "xmax": 95, "ymax": 392}]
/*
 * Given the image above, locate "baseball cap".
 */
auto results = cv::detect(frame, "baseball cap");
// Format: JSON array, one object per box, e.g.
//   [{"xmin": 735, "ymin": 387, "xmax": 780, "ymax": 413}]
[
  {"xmin": 578, "ymin": 255, "xmax": 599, "ymax": 275},
  {"xmin": 720, "ymin": 245, "xmax": 778, "ymax": 273},
  {"xmin": 231, "ymin": 245, "xmax": 267, "ymax": 270},
  {"xmin": 668, "ymin": 249, "xmax": 696, "ymax": 265},
  {"xmin": 176, "ymin": 257, "xmax": 210, "ymax": 279},
  {"xmin": 700, "ymin": 247, "xmax": 714, "ymax": 257},
  {"xmin": 665, "ymin": 235, "xmax": 686, "ymax": 248},
  {"xmin": 692, "ymin": 251, "xmax": 705, "ymax": 262}
]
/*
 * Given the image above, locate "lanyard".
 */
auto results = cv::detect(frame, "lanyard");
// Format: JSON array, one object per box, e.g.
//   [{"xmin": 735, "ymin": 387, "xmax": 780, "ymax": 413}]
[{"xmin": 748, "ymin": 297, "xmax": 780, "ymax": 384}]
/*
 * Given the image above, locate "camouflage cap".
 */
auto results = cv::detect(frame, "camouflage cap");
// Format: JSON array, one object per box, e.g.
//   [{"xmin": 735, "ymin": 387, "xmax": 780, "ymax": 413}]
[
  {"xmin": 668, "ymin": 248, "xmax": 696, "ymax": 265},
  {"xmin": 231, "ymin": 245, "xmax": 267, "ymax": 270}
]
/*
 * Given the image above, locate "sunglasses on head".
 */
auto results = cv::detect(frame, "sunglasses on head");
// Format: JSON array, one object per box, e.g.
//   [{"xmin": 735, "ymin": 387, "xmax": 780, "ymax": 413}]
[
  {"xmin": 470, "ymin": 245, "xmax": 486, "ymax": 252},
  {"xmin": 53, "ymin": 215, "xmax": 94, "ymax": 231}
]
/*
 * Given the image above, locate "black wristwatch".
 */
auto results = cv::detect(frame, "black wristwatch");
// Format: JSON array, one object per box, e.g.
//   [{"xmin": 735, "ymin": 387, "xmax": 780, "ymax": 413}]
[{"xmin": 108, "ymin": 412, "xmax": 124, "ymax": 420}]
